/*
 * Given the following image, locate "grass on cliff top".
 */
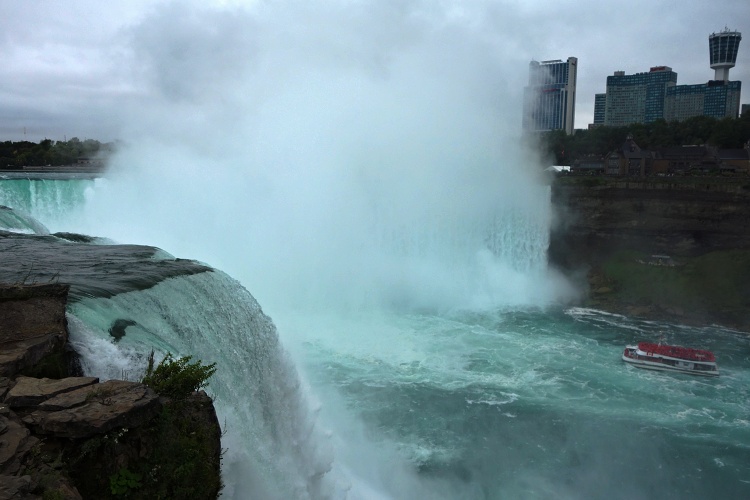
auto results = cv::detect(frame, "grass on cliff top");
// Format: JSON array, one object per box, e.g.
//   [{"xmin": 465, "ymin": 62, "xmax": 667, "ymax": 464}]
[{"xmin": 599, "ymin": 249, "xmax": 750, "ymax": 318}]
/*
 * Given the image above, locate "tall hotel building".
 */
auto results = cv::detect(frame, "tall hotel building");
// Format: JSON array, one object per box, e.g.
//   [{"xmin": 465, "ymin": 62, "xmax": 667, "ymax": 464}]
[
  {"xmin": 665, "ymin": 29, "xmax": 742, "ymax": 121},
  {"xmin": 593, "ymin": 93, "xmax": 606, "ymax": 125},
  {"xmin": 595, "ymin": 29, "xmax": 742, "ymax": 126},
  {"xmin": 523, "ymin": 57, "xmax": 577, "ymax": 135},
  {"xmin": 603, "ymin": 66, "xmax": 677, "ymax": 126}
]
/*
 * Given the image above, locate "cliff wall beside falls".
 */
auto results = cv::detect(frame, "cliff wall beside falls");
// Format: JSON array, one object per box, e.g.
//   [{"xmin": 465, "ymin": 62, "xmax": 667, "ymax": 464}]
[
  {"xmin": 548, "ymin": 177, "xmax": 750, "ymax": 330},
  {"xmin": 0, "ymin": 284, "xmax": 222, "ymax": 500}
]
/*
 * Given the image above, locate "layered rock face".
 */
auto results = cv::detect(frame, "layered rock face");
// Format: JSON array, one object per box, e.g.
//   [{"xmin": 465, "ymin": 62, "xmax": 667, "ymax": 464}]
[
  {"xmin": 0, "ymin": 284, "xmax": 222, "ymax": 499},
  {"xmin": 548, "ymin": 178, "xmax": 750, "ymax": 328},
  {"xmin": 0, "ymin": 284, "xmax": 72, "ymax": 379},
  {"xmin": 550, "ymin": 180, "xmax": 750, "ymax": 270}
]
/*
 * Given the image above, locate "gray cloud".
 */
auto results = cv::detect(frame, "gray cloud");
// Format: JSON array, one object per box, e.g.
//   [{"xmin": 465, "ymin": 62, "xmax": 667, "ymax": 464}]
[{"xmin": 0, "ymin": 0, "xmax": 748, "ymax": 141}]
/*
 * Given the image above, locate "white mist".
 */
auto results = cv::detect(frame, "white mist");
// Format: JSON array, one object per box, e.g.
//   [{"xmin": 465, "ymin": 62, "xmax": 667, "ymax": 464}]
[
  {"xmin": 58, "ymin": 2, "xmax": 576, "ymax": 498},
  {"xmin": 73, "ymin": 0, "xmax": 570, "ymax": 316}
]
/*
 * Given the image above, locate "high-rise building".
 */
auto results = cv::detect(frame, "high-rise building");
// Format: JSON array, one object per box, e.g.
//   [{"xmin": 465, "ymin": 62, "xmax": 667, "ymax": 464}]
[
  {"xmin": 709, "ymin": 28, "xmax": 742, "ymax": 82},
  {"xmin": 523, "ymin": 57, "xmax": 577, "ymax": 135},
  {"xmin": 664, "ymin": 29, "xmax": 742, "ymax": 121},
  {"xmin": 593, "ymin": 93, "xmax": 606, "ymax": 125},
  {"xmin": 593, "ymin": 29, "xmax": 743, "ymax": 127},
  {"xmin": 665, "ymin": 80, "xmax": 741, "ymax": 121},
  {"xmin": 603, "ymin": 67, "xmax": 677, "ymax": 126}
]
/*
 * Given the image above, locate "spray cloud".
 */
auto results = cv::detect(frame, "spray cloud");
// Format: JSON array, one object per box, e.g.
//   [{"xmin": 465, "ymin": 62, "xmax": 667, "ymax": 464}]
[{"xmin": 78, "ymin": 0, "xmax": 569, "ymax": 313}]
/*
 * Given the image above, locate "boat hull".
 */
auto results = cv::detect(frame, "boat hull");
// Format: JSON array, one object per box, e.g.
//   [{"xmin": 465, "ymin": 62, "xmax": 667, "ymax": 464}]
[
  {"xmin": 622, "ymin": 354, "xmax": 720, "ymax": 377},
  {"xmin": 622, "ymin": 345, "xmax": 719, "ymax": 377}
]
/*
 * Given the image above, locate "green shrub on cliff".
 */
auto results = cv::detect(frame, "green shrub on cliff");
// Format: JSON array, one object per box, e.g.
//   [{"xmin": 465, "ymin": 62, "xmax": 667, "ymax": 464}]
[
  {"xmin": 109, "ymin": 468, "xmax": 142, "ymax": 496},
  {"xmin": 142, "ymin": 351, "xmax": 216, "ymax": 399},
  {"xmin": 64, "ymin": 353, "xmax": 223, "ymax": 499}
]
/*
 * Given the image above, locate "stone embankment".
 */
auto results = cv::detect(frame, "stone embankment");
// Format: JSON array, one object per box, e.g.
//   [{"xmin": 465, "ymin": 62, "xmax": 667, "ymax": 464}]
[{"xmin": 0, "ymin": 284, "xmax": 222, "ymax": 499}]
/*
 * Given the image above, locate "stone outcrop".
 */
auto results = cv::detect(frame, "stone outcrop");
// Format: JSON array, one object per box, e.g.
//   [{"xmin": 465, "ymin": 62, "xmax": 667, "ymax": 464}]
[
  {"xmin": 0, "ymin": 284, "xmax": 222, "ymax": 499},
  {"xmin": 0, "ymin": 284, "xmax": 70, "ymax": 379},
  {"xmin": 5, "ymin": 376, "xmax": 98, "ymax": 408},
  {"xmin": 22, "ymin": 379, "xmax": 161, "ymax": 439}
]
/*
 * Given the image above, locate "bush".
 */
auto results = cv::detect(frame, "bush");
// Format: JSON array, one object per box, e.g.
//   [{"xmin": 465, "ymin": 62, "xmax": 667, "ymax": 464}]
[
  {"xmin": 109, "ymin": 468, "xmax": 142, "ymax": 497},
  {"xmin": 141, "ymin": 352, "xmax": 216, "ymax": 399}
]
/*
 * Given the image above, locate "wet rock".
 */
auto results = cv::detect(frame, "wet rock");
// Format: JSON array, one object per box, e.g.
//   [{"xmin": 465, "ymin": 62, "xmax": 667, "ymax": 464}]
[
  {"xmin": 24, "ymin": 380, "xmax": 161, "ymax": 439},
  {"xmin": 4, "ymin": 376, "xmax": 98, "ymax": 408},
  {"xmin": 0, "ymin": 284, "xmax": 222, "ymax": 498},
  {"xmin": 108, "ymin": 318, "xmax": 137, "ymax": 341},
  {"xmin": 0, "ymin": 378, "xmax": 9, "ymax": 400},
  {"xmin": 550, "ymin": 179, "xmax": 750, "ymax": 329},
  {"xmin": 0, "ymin": 474, "xmax": 32, "ymax": 500},
  {"xmin": 0, "ymin": 412, "xmax": 38, "ymax": 475},
  {"xmin": 0, "ymin": 284, "xmax": 69, "ymax": 379}
]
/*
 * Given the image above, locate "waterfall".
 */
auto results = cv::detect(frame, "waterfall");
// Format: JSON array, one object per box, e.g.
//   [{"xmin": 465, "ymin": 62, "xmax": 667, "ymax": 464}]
[
  {"xmin": 0, "ymin": 177, "xmax": 99, "ymax": 232},
  {"xmin": 67, "ymin": 270, "xmax": 344, "ymax": 499}
]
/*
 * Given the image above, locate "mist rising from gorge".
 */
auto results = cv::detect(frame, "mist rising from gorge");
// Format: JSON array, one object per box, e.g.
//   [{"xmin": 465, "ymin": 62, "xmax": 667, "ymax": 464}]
[{"xmin": 76, "ymin": 0, "xmax": 574, "ymax": 313}]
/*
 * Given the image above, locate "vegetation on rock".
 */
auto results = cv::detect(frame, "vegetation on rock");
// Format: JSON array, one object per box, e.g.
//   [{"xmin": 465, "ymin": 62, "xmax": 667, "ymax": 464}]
[
  {"xmin": 61, "ymin": 354, "xmax": 222, "ymax": 499},
  {"xmin": 586, "ymin": 249, "xmax": 750, "ymax": 330},
  {"xmin": 1, "ymin": 285, "xmax": 223, "ymax": 499},
  {"xmin": 142, "ymin": 351, "xmax": 217, "ymax": 400}
]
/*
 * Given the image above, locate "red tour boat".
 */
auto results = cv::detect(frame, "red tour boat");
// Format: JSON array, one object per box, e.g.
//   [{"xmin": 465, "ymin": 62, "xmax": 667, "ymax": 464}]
[{"xmin": 622, "ymin": 342, "xmax": 719, "ymax": 376}]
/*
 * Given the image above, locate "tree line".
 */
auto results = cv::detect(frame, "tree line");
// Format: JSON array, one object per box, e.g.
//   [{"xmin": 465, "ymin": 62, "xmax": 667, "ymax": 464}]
[
  {"xmin": 0, "ymin": 138, "xmax": 116, "ymax": 169},
  {"xmin": 538, "ymin": 113, "xmax": 750, "ymax": 165}
]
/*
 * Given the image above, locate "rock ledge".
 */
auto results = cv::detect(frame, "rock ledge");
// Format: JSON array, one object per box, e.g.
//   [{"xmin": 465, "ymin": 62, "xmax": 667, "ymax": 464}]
[{"xmin": 0, "ymin": 284, "xmax": 222, "ymax": 499}]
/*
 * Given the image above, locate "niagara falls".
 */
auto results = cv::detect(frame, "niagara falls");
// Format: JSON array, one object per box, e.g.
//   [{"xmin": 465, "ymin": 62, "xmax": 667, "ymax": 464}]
[{"xmin": 2, "ymin": 1, "xmax": 750, "ymax": 499}]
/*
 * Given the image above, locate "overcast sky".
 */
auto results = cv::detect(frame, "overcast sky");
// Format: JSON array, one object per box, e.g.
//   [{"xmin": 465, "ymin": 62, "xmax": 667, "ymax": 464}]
[{"xmin": 1, "ymin": 0, "xmax": 748, "ymax": 143}]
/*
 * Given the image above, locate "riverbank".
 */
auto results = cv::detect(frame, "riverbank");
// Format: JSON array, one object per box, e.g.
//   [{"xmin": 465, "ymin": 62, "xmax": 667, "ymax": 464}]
[{"xmin": 583, "ymin": 249, "xmax": 750, "ymax": 332}]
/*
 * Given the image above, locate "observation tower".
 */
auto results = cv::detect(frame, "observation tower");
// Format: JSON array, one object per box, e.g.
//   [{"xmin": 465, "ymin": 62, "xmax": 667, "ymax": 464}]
[{"xmin": 709, "ymin": 28, "xmax": 741, "ymax": 82}]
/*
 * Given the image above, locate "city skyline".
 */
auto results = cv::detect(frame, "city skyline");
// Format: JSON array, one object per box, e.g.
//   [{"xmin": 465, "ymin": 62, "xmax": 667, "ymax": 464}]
[
  {"xmin": 591, "ymin": 29, "xmax": 743, "ymax": 128},
  {"xmin": 0, "ymin": 1, "xmax": 748, "ymax": 142}
]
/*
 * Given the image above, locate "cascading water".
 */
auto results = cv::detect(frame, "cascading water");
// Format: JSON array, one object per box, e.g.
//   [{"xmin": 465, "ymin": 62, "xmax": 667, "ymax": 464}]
[
  {"xmin": 0, "ymin": 200, "xmax": 346, "ymax": 498},
  {"xmin": 0, "ymin": 176, "xmax": 98, "ymax": 232},
  {"xmin": 67, "ymin": 272, "xmax": 341, "ymax": 499}
]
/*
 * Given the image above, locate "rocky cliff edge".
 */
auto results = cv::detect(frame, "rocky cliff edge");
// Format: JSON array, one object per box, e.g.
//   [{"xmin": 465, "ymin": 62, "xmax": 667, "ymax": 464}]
[{"xmin": 0, "ymin": 284, "xmax": 222, "ymax": 499}]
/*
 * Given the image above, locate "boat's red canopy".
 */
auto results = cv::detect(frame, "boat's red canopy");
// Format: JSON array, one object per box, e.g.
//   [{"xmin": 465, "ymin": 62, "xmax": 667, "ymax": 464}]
[{"xmin": 638, "ymin": 342, "xmax": 716, "ymax": 362}]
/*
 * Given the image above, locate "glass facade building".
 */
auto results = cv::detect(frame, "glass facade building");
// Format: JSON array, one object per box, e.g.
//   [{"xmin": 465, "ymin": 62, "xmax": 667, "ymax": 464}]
[
  {"xmin": 523, "ymin": 57, "xmax": 577, "ymax": 134},
  {"xmin": 704, "ymin": 80, "xmax": 742, "ymax": 118},
  {"xmin": 593, "ymin": 93, "xmax": 606, "ymax": 125},
  {"xmin": 604, "ymin": 67, "xmax": 677, "ymax": 126},
  {"xmin": 663, "ymin": 28, "xmax": 742, "ymax": 122},
  {"xmin": 593, "ymin": 29, "xmax": 742, "ymax": 126}
]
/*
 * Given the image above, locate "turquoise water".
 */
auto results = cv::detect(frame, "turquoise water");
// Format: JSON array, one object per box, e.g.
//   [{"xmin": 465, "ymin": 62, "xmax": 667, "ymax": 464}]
[
  {"xmin": 0, "ymin": 176, "xmax": 97, "ymax": 231},
  {"xmin": 2, "ymin": 178, "xmax": 749, "ymax": 499},
  {"xmin": 278, "ymin": 306, "xmax": 750, "ymax": 499}
]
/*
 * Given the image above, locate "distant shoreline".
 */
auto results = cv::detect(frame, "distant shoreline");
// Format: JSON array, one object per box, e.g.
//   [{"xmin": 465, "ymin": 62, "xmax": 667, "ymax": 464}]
[{"xmin": 1, "ymin": 167, "xmax": 105, "ymax": 180}]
